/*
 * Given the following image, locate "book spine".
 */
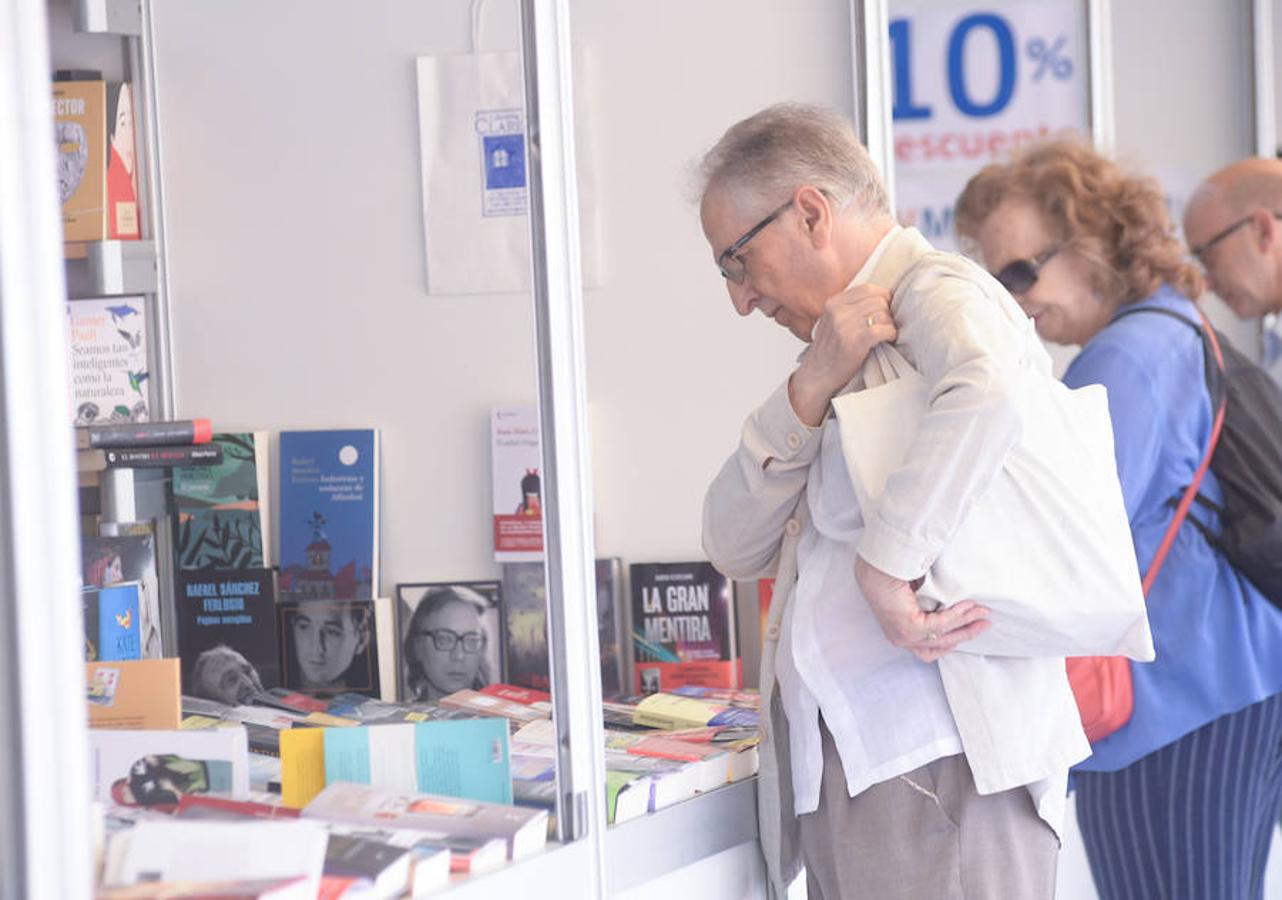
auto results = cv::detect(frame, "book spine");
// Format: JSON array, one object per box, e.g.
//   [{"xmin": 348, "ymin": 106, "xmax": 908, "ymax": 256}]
[
  {"xmin": 102, "ymin": 444, "xmax": 224, "ymax": 468},
  {"xmin": 81, "ymin": 418, "xmax": 212, "ymax": 449}
]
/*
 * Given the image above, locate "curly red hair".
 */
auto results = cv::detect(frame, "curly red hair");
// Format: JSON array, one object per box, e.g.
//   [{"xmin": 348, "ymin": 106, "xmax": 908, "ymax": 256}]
[{"xmin": 955, "ymin": 136, "xmax": 1204, "ymax": 304}]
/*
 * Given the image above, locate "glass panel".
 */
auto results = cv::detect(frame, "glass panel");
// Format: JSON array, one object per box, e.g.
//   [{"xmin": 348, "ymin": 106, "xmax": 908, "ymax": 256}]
[{"xmin": 45, "ymin": 0, "xmax": 598, "ymax": 894}]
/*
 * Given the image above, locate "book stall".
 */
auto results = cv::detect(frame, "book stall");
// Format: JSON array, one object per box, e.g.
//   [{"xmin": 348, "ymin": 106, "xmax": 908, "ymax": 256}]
[{"xmin": 15, "ymin": 0, "xmax": 789, "ymax": 896}]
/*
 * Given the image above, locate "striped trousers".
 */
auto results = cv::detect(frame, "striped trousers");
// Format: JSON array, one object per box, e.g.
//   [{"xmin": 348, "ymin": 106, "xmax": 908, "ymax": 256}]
[{"xmin": 1075, "ymin": 691, "xmax": 1282, "ymax": 900}]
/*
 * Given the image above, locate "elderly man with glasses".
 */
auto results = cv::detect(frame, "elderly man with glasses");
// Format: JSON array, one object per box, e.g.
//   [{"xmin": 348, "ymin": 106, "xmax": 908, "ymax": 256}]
[
  {"xmin": 698, "ymin": 104, "xmax": 1086, "ymax": 900},
  {"xmin": 1184, "ymin": 158, "xmax": 1282, "ymax": 385}
]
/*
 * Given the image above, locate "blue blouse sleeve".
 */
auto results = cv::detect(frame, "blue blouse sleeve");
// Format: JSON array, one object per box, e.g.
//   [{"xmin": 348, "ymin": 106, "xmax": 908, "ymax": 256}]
[{"xmin": 1063, "ymin": 339, "xmax": 1165, "ymax": 523}]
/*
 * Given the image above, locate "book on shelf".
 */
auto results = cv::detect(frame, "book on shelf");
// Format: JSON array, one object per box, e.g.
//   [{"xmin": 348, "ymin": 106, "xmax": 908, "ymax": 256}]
[
  {"xmin": 278, "ymin": 599, "xmax": 381, "ymax": 699},
  {"xmin": 81, "ymin": 532, "xmax": 162, "ymax": 659},
  {"xmin": 278, "ymin": 429, "xmax": 379, "ymax": 602},
  {"xmin": 630, "ymin": 561, "xmax": 741, "ymax": 693},
  {"xmin": 302, "ymin": 782, "xmax": 548, "ymax": 863},
  {"xmin": 606, "ymin": 769, "xmax": 651, "ymax": 825},
  {"xmin": 79, "ymin": 444, "xmax": 224, "ymax": 472},
  {"xmin": 501, "ymin": 558, "xmax": 628, "ymax": 697},
  {"xmin": 66, "ymin": 296, "xmax": 149, "ymax": 426},
  {"xmin": 322, "ymin": 833, "xmax": 414, "ymax": 900},
  {"xmin": 394, "ymin": 581, "xmax": 504, "ymax": 703},
  {"xmin": 322, "ymin": 824, "xmax": 453, "ymax": 895},
  {"xmin": 437, "ymin": 688, "xmax": 544, "ymax": 724},
  {"xmin": 83, "ymin": 582, "xmax": 141, "ymax": 662},
  {"xmin": 96, "ymin": 877, "xmax": 309, "ymax": 899},
  {"xmin": 176, "ymin": 568, "xmax": 281, "ymax": 706},
  {"xmin": 631, "ymin": 691, "xmax": 760, "ymax": 731},
  {"xmin": 603, "ymin": 729, "xmax": 730, "ymax": 793},
  {"xmin": 321, "ymin": 718, "xmax": 512, "ymax": 804},
  {"xmin": 173, "ymin": 794, "xmax": 302, "ymax": 821},
  {"xmin": 173, "ymin": 431, "xmax": 271, "ymax": 571},
  {"xmin": 87, "ymin": 658, "xmax": 181, "ymax": 730},
  {"xmin": 603, "ymin": 750, "xmax": 699, "ymax": 812},
  {"xmin": 479, "ymin": 682, "xmax": 551, "ymax": 714},
  {"xmin": 90, "ymin": 726, "xmax": 250, "ymax": 809},
  {"xmin": 491, "ymin": 405, "xmax": 543, "ymax": 561},
  {"xmin": 78, "ymin": 419, "xmax": 212, "ymax": 450},
  {"xmin": 100, "ymin": 820, "xmax": 327, "ymax": 899},
  {"xmin": 52, "ymin": 76, "xmax": 140, "ymax": 243}
]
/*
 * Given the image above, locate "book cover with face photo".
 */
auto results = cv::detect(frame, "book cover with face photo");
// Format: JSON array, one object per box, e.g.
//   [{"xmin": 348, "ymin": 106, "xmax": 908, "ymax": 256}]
[
  {"xmin": 176, "ymin": 568, "xmax": 279, "ymax": 706},
  {"xmin": 395, "ymin": 582, "xmax": 503, "ymax": 704},
  {"xmin": 278, "ymin": 599, "xmax": 380, "ymax": 699}
]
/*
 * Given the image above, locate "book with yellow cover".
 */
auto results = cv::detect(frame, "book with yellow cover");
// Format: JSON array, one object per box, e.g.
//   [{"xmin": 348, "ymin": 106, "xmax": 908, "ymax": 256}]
[{"xmin": 87, "ymin": 658, "xmax": 181, "ymax": 730}]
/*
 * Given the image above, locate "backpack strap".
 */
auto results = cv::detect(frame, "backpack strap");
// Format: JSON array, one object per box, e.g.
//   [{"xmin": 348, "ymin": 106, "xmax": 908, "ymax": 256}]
[{"xmin": 1107, "ymin": 304, "xmax": 1228, "ymax": 594}]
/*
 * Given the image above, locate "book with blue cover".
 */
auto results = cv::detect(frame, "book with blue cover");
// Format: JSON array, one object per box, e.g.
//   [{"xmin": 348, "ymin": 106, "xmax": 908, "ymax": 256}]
[
  {"xmin": 321, "ymin": 718, "xmax": 511, "ymax": 804},
  {"xmin": 83, "ymin": 581, "xmax": 142, "ymax": 662},
  {"xmin": 278, "ymin": 429, "xmax": 379, "ymax": 601}
]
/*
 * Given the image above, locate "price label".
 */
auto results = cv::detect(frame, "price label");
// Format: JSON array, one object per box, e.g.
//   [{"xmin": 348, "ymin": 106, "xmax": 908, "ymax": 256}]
[{"xmin": 889, "ymin": 2, "xmax": 1088, "ymax": 248}]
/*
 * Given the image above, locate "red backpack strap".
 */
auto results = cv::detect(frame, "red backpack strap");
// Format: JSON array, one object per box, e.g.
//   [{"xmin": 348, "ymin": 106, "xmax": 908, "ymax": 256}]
[{"xmin": 1139, "ymin": 305, "xmax": 1227, "ymax": 596}]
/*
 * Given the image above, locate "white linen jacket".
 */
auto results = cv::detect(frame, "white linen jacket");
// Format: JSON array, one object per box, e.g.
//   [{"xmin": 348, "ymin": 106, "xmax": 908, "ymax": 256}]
[{"xmin": 703, "ymin": 227, "xmax": 1090, "ymax": 899}]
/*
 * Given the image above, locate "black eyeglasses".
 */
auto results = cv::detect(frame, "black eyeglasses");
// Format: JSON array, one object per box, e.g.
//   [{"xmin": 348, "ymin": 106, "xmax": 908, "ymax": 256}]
[
  {"xmin": 416, "ymin": 628, "xmax": 486, "ymax": 653},
  {"xmin": 717, "ymin": 200, "xmax": 793, "ymax": 285},
  {"xmin": 1190, "ymin": 212, "xmax": 1282, "ymax": 260},
  {"xmin": 993, "ymin": 246, "xmax": 1061, "ymax": 294}
]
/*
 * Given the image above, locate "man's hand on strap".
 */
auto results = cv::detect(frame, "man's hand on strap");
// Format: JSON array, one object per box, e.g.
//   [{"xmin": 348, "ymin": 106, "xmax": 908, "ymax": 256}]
[
  {"xmin": 789, "ymin": 284, "xmax": 897, "ymax": 427},
  {"xmin": 854, "ymin": 555, "xmax": 990, "ymax": 662}
]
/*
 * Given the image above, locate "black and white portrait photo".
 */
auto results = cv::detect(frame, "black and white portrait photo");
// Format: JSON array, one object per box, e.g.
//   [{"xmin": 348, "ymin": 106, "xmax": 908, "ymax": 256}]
[
  {"xmin": 278, "ymin": 600, "xmax": 380, "ymax": 697},
  {"xmin": 395, "ymin": 581, "xmax": 503, "ymax": 703}
]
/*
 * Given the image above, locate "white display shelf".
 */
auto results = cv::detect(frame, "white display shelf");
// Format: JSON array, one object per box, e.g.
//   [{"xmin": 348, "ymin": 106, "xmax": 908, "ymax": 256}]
[{"xmin": 440, "ymin": 779, "xmax": 760, "ymax": 898}]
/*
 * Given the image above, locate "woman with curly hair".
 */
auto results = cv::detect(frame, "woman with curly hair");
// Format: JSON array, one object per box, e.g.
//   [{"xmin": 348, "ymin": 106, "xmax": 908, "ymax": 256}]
[{"xmin": 956, "ymin": 138, "xmax": 1282, "ymax": 900}]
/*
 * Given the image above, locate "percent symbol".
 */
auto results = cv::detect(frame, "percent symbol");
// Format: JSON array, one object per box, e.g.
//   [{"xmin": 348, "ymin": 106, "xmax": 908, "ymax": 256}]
[{"xmin": 1026, "ymin": 35, "xmax": 1073, "ymax": 81}]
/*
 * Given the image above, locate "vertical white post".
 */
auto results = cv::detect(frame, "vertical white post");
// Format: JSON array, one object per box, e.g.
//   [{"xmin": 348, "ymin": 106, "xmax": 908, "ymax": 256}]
[
  {"xmin": 1088, "ymin": 0, "xmax": 1115, "ymax": 152},
  {"xmin": 853, "ymin": 0, "xmax": 896, "ymax": 209},
  {"xmin": 1253, "ymin": 0, "xmax": 1277, "ymax": 158},
  {"xmin": 0, "ymin": 1, "xmax": 96, "ymax": 897},
  {"xmin": 518, "ymin": 0, "xmax": 608, "ymax": 894}
]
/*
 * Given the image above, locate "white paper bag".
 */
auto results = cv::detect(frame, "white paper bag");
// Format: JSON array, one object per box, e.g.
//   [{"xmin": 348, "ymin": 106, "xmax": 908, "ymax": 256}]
[
  {"xmin": 832, "ymin": 343, "xmax": 1154, "ymax": 661},
  {"xmin": 415, "ymin": 51, "xmax": 600, "ymax": 296}
]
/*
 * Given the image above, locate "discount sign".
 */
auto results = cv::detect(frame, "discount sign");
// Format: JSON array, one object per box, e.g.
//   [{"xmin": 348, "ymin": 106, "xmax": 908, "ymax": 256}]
[{"xmin": 889, "ymin": 2, "xmax": 1088, "ymax": 249}]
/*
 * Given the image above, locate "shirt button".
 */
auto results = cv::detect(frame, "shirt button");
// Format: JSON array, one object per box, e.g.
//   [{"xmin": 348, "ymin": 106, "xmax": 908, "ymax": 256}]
[
  {"xmin": 784, "ymin": 518, "xmax": 800, "ymax": 537},
  {"xmin": 766, "ymin": 624, "xmax": 781, "ymax": 640},
  {"xmin": 786, "ymin": 432, "xmax": 801, "ymax": 450}
]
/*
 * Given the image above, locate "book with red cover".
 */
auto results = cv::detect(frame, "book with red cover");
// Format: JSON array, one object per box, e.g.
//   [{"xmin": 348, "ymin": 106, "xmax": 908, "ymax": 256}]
[
  {"xmin": 174, "ymin": 794, "xmax": 301, "ymax": 820},
  {"xmin": 630, "ymin": 561, "xmax": 741, "ymax": 694}
]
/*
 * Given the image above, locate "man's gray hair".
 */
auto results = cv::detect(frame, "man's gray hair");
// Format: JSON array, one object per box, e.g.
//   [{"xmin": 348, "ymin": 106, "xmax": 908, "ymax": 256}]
[{"xmin": 697, "ymin": 103, "xmax": 890, "ymax": 217}]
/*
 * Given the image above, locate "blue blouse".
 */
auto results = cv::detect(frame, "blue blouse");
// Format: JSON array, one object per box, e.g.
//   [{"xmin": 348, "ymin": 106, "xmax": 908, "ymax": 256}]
[{"xmin": 1066, "ymin": 286, "xmax": 1282, "ymax": 773}]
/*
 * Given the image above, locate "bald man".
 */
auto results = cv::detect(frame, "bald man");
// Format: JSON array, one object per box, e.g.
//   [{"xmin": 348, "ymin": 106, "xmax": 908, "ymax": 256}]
[{"xmin": 1184, "ymin": 158, "xmax": 1282, "ymax": 383}]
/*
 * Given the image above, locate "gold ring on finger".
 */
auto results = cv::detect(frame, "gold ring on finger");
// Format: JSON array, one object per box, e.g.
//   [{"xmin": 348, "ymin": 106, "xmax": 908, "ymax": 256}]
[
  {"xmin": 866, "ymin": 315, "xmax": 876, "ymax": 329},
  {"xmin": 927, "ymin": 631, "xmax": 938, "ymax": 643}
]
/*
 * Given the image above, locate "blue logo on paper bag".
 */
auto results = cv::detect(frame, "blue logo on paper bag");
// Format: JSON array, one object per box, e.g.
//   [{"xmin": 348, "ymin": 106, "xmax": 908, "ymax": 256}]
[{"xmin": 483, "ymin": 134, "xmax": 526, "ymax": 190}]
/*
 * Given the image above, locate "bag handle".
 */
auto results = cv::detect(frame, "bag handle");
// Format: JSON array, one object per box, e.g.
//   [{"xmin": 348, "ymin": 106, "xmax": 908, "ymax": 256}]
[{"xmin": 1113, "ymin": 304, "xmax": 1227, "ymax": 596}]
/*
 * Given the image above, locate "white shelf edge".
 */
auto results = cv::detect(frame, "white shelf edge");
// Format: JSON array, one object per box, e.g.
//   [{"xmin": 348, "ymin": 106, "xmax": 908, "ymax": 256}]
[
  {"xmin": 73, "ymin": 0, "xmax": 141, "ymax": 36},
  {"xmin": 69, "ymin": 240, "xmax": 157, "ymax": 297}
]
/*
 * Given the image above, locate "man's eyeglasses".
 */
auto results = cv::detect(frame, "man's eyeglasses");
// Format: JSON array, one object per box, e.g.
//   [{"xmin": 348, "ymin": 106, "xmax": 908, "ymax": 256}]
[
  {"xmin": 717, "ymin": 200, "xmax": 793, "ymax": 285},
  {"xmin": 1190, "ymin": 212, "xmax": 1282, "ymax": 260},
  {"xmin": 416, "ymin": 628, "xmax": 486, "ymax": 653},
  {"xmin": 993, "ymin": 246, "xmax": 1061, "ymax": 294}
]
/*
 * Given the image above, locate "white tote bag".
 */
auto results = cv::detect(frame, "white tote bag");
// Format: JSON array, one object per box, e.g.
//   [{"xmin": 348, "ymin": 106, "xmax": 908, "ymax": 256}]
[{"xmin": 832, "ymin": 342, "xmax": 1154, "ymax": 661}]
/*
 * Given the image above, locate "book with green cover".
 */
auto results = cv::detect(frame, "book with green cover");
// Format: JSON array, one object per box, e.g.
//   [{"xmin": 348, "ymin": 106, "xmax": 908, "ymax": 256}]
[{"xmin": 173, "ymin": 432, "xmax": 270, "ymax": 570}]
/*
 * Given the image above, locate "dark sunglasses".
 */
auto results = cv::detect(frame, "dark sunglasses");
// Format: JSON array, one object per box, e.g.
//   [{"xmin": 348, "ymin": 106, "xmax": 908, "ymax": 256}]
[{"xmin": 993, "ymin": 246, "xmax": 1060, "ymax": 294}]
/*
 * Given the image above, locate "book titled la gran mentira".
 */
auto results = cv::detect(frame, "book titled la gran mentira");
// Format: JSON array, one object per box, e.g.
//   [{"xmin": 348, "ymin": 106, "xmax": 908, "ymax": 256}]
[
  {"xmin": 278, "ymin": 429, "xmax": 379, "ymax": 601},
  {"xmin": 630, "ymin": 561, "xmax": 741, "ymax": 694}
]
